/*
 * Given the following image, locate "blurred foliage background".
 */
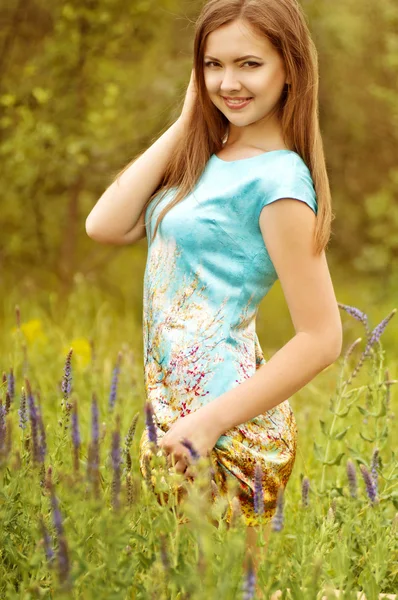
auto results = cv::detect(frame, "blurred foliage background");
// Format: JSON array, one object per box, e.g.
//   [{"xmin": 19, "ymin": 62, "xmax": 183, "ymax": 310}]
[{"xmin": 0, "ymin": 0, "xmax": 397, "ymax": 357}]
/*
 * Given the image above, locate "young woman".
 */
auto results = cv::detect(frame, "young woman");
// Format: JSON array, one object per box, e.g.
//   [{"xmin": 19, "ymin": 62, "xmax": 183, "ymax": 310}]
[{"xmin": 86, "ymin": 0, "xmax": 342, "ymax": 577}]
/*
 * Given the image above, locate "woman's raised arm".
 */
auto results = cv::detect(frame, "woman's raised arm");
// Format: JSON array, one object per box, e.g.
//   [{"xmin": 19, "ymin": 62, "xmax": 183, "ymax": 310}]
[{"xmin": 85, "ymin": 69, "xmax": 197, "ymax": 245}]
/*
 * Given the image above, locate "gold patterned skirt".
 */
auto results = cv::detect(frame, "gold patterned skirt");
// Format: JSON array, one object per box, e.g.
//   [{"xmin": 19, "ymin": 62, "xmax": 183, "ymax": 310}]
[{"xmin": 138, "ymin": 399, "xmax": 298, "ymax": 527}]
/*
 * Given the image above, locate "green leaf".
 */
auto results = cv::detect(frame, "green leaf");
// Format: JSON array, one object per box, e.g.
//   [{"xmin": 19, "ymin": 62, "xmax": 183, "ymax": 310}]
[
  {"xmin": 359, "ymin": 432, "xmax": 375, "ymax": 443},
  {"xmin": 357, "ymin": 405, "xmax": 368, "ymax": 415},
  {"xmin": 333, "ymin": 426, "xmax": 351, "ymax": 440},
  {"xmin": 324, "ymin": 452, "xmax": 345, "ymax": 466},
  {"xmin": 369, "ymin": 403, "xmax": 387, "ymax": 418},
  {"xmin": 335, "ymin": 406, "xmax": 351, "ymax": 417},
  {"xmin": 319, "ymin": 419, "xmax": 329, "ymax": 437}
]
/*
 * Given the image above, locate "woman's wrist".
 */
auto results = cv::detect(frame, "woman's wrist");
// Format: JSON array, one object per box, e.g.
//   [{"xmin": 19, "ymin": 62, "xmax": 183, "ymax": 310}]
[{"xmin": 196, "ymin": 401, "xmax": 226, "ymax": 440}]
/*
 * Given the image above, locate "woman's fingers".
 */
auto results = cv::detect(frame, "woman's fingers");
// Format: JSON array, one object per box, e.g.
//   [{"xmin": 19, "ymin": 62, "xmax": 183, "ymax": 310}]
[
  {"xmin": 170, "ymin": 458, "xmax": 188, "ymax": 474},
  {"xmin": 184, "ymin": 465, "xmax": 196, "ymax": 481}
]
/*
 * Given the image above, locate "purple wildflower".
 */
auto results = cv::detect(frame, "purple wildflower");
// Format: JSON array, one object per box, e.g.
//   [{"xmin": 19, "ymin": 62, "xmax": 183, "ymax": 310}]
[
  {"xmin": 57, "ymin": 535, "xmax": 71, "ymax": 586},
  {"xmin": 5, "ymin": 391, "xmax": 11, "ymax": 414},
  {"xmin": 271, "ymin": 486, "xmax": 285, "ymax": 532},
  {"xmin": 366, "ymin": 310, "xmax": 396, "ymax": 350},
  {"xmin": 253, "ymin": 462, "xmax": 264, "ymax": 515},
  {"xmin": 37, "ymin": 404, "xmax": 47, "ymax": 464},
  {"xmin": 87, "ymin": 394, "xmax": 100, "ymax": 496},
  {"xmin": 180, "ymin": 437, "xmax": 200, "ymax": 461},
  {"xmin": 346, "ymin": 309, "xmax": 396, "ymax": 385},
  {"xmin": 242, "ymin": 553, "xmax": 256, "ymax": 599},
  {"xmin": 109, "ymin": 352, "xmax": 122, "ymax": 412},
  {"xmin": 71, "ymin": 400, "xmax": 80, "ymax": 472},
  {"xmin": 49, "ymin": 486, "xmax": 71, "ymax": 586},
  {"xmin": 301, "ymin": 476, "xmax": 310, "ymax": 508},
  {"xmin": 50, "ymin": 488, "xmax": 64, "ymax": 538},
  {"xmin": 91, "ymin": 394, "xmax": 99, "ymax": 444},
  {"xmin": 61, "ymin": 349, "xmax": 73, "ymax": 401},
  {"xmin": 39, "ymin": 517, "xmax": 55, "ymax": 564},
  {"xmin": 26, "ymin": 378, "xmax": 40, "ymax": 463},
  {"xmin": 72, "ymin": 401, "xmax": 81, "ymax": 449},
  {"xmin": 7, "ymin": 368, "xmax": 15, "ymax": 402},
  {"xmin": 360, "ymin": 464, "xmax": 377, "ymax": 504},
  {"xmin": 370, "ymin": 449, "xmax": 379, "ymax": 496},
  {"xmin": 347, "ymin": 460, "xmax": 358, "ymax": 498},
  {"xmin": 18, "ymin": 388, "xmax": 28, "ymax": 430},
  {"xmin": 145, "ymin": 401, "xmax": 158, "ymax": 447},
  {"xmin": 0, "ymin": 403, "xmax": 6, "ymax": 456},
  {"xmin": 338, "ymin": 303, "xmax": 370, "ymax": 336}
]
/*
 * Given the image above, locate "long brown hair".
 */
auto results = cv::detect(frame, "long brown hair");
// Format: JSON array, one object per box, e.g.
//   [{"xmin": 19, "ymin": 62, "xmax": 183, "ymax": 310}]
[{"xmin": 116, "ymin": 0, "xmax": 333, "ymax": 254}]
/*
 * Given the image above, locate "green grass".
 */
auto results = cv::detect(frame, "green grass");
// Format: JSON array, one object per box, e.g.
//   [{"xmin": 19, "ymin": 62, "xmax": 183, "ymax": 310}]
[{"xmin": 0, "ymin": 274, "xmax": 397, "ymax": 599}]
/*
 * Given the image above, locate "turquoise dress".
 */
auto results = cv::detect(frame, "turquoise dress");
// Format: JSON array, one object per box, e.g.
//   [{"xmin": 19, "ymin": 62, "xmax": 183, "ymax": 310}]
[{"xmin": 139, "ymin": 149, "xmax": 318, "ymax": 525}]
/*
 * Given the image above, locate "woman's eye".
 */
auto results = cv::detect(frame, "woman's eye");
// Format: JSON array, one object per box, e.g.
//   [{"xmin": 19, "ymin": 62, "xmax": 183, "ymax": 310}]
[
  {"xmin": 204, "ymin": 61, "xmax": 260, "ymax": 68},
  {"xmin": 242, "ymin": 61, "xmax": 260, "ymax": 67}
]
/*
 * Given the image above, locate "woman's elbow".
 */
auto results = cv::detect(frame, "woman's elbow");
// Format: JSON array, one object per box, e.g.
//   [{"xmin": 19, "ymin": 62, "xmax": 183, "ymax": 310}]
[{"xmin": 325, "ymin": 327, "xmax": 343, "ymax": 364}]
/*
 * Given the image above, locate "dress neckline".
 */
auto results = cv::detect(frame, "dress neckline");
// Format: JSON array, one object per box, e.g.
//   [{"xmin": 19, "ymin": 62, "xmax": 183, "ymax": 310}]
[{"xmin": 211, "ymin": 149, "xmax": 296, "ymax": 164}]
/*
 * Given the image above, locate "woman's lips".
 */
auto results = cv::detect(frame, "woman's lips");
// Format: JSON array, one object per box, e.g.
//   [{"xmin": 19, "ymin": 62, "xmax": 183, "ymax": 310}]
[{"xmin": 222, "ymin": 97, "xmax": 253, "ymax": 110}]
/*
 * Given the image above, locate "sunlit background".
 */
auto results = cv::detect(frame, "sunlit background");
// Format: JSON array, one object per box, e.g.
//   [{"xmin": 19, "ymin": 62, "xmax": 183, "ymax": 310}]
[{"xmin": 0, "ymin": 1, "xmax": 397, "ymax": 596}]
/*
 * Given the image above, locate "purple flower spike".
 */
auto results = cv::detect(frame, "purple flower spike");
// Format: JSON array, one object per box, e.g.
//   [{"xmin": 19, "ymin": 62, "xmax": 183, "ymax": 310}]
[
  {"xmin": 7, "ymin": 368, "xmax": 15, "ymax": 401},
  {"xmin": 370, "ymin": 449, "xmax": 379, "ymax": 496},
  {"xmin": 367, "ymin": 310, "xmax": 396, "ymax": 350},
  {"xmin": 180, "ymin": 437, "xmax": 200, "ymax": 461},
  {"xmin": 109, "ymin": 352, "xmax": 122, "ymax": 412},
  {"xmin": 301, "ymin": 477, "xmax": 310, "ymax": 508},
  {"xmin": 253, "ymin": 462, "xmax": 264, "ymax": 516},
  {"xmin": 50, "ymin": 488, "xmax": 64, "ymax": 538},
  {"xmin": 347, "ymin": 460, "xmax": 358, "ymax": 499},
  {"xmin": 91, "ymin": 394, "xmax": 99, "ymax": 444},
  {"xmin": 25, "ymin": 379, "xmax": 40, "ymax": 463},
  {"xmin": 0, "ymin": 403, "xmax": 6, "ymax": 455},
  {"xmin": 39, "ymin": 517, "xmax": 55, "ymax": 564},
  {"xmin": 145, "ymin": 401, "xmax": 158, "ymax": 447},
  {"xmin": 271, "ymin": 486, "xmax": 285, "ymax": 532},
  {"xmin": 338, "ymin": 303, "xmax": 370, "ymax": 335},
  {"xmin": 360, "ymin": 464, "xmax": 377, "ymax": 505},
  {"xmin": 18, "ymin": 388, "xmax": 28, "ymax": 430},
  {"xmin": 242, "ymin": 554, "xmax": 256, "ymax": 599},
  {"xmin": 61, "ymin": 349, "xmax": 73, "ymax": 401},
  {"xmin": 37, "ymin": 405, "xmax": 47, "ymax": 464},
  {"xmin": 72, "ymin": 402, "xmax": 81, "ymax": 450}
]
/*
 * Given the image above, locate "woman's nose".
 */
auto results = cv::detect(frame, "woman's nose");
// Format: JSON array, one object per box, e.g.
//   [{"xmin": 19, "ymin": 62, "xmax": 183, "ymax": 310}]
[{"xmin": 219, "ymin": 69, "xmax": 242, "ymax": 92}]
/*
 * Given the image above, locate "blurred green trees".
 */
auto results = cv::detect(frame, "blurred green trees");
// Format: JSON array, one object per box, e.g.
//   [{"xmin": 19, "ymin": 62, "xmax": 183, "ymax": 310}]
[{"xmin": 0, "ymin": 0, "xmax": 397, "ymax": 290}]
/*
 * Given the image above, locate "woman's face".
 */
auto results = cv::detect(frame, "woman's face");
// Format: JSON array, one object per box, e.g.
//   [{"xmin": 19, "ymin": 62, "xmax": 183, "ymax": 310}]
[{"xmin": 203, "ymin": 18, "xmax": 288, "ymax": 129}]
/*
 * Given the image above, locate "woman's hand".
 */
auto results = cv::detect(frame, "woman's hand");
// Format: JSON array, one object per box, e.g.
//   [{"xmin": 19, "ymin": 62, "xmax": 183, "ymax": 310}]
[
  {"xmin": 158, "ymin": 409, "xmax": 221, "ymax": 478},
  {"xmin": 178, "ymin": 68, "xmax": 198, "ymax": 127}
]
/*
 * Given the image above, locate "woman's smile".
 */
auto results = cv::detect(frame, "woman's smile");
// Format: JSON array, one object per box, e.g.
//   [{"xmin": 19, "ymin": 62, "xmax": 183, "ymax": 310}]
[{"xmin": 222, "ymin": 97, "xmax": 253, "ymax": 109}]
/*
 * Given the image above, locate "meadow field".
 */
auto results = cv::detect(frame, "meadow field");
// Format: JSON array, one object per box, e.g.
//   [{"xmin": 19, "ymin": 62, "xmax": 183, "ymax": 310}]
[
  {"xmin": 0, "ymin": 272, "xmax": 397, "ymax": 599},
  {"xmin": 1, "ymin": 0, "xmax": 397, "ymax": 597}
]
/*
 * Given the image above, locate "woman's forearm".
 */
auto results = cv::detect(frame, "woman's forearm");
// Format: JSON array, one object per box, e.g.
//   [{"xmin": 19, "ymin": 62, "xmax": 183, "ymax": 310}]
[
  {"xmin": 85, "ymin": 117, "xmax": 187, "ymax": 242},
  {"xmin": 200, "ymin": 332, "xmax": 341, "ymax": 436}
]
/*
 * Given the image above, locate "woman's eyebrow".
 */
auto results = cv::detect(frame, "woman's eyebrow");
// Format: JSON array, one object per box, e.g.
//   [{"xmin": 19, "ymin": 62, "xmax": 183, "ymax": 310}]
[{"xmin": 204, "ymin": 54, "xmax": 263, "ymax": 62}]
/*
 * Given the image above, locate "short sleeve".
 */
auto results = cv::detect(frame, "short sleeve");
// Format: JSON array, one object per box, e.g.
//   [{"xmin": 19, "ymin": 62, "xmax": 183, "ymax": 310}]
[{"xmin": 255, "ymin": 153, "xmax": 318, "ymax": 221}]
